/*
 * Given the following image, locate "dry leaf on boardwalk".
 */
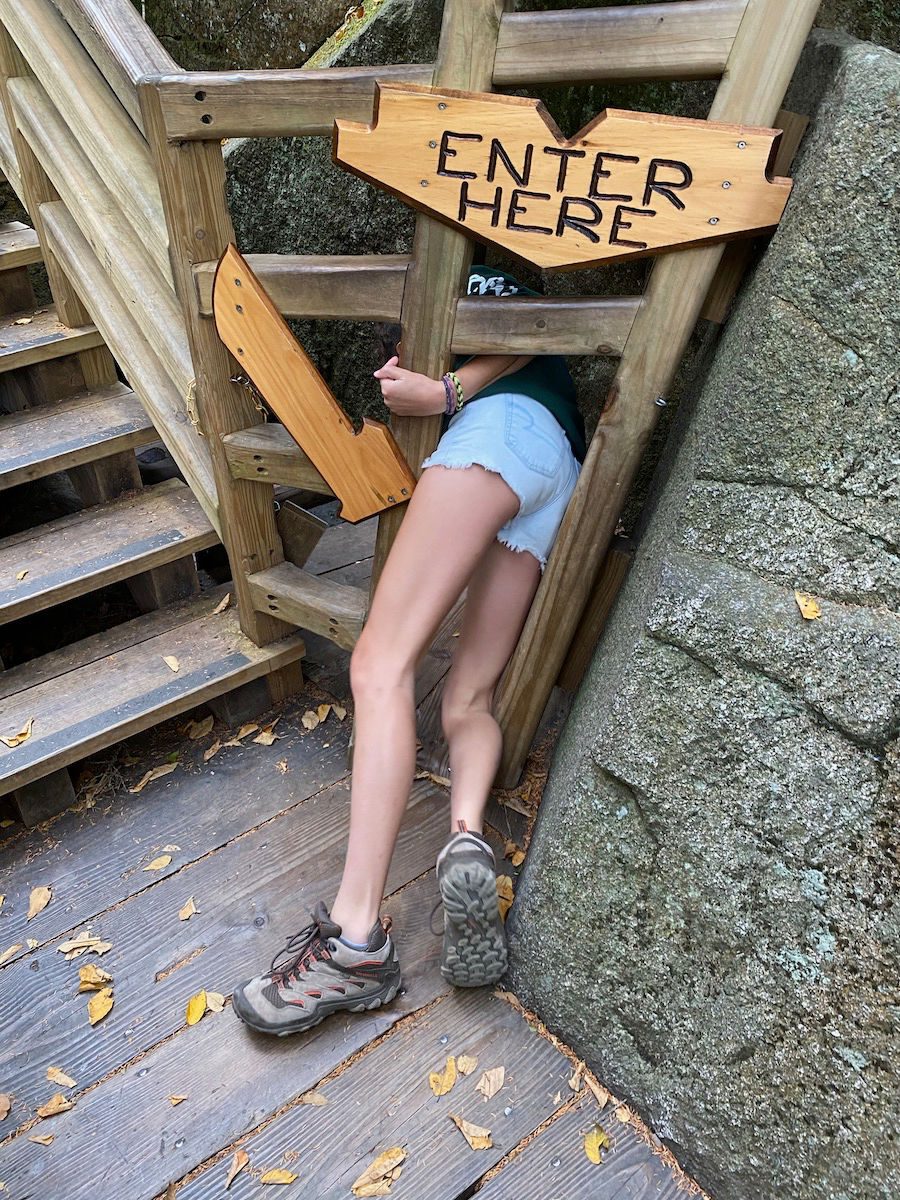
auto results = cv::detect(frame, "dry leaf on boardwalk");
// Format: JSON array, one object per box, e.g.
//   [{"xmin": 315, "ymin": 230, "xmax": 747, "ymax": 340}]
[
  {"xmin": 1, "ymin": 717, "xmax": 34, "ymax": 749},
  {"xmin": 27, "ymin": 886, "xmax": 52, "ymax": 919},
  {"xmin": 45, "ymin": 1067, "xmax": 76, "ymax": 1089},
  {"xmin": 0, "ymin": 896, "xmax": 5, "ymax": 913},
  {"xmin": 13, "ymin": 316, "xmax": 32, "ymax": 325},
  {"xmin": 37, "ymin": 1093, "xmax": 74, "ymax": 1118},
  {"xmin": 186, "ymin": 990, "xmax": 207, "ymax": 1026},
  {"xmin": 206, "ymin": 991, "xmax": 226, "ymax": 1013},
  {"xmin": 299, "ymin": 1090, "xmax": 327, "ymax": 1106},
  {"xmin": 568, "ymin": 1065, "xmax": 583, "ymax": 1092},
  {"xmin": 253, "ymin": 720, "xmax": 281, "ymax": 746},
  {"xmin": 225, "ymin": 1149, "xmax": 250, "ymax": 1189},
  {"xmin": 794, "ymin": 591, "xmax": 822, "ymax": 620},
  {"xmin": 168, "ymin": 1095, "xmax": 187, "ymax": 1106},
  {"xmin": 503, "ymin": 839, "xmax": 526, "ymax": 866},
  {"xmin": 236, "ymin": 722, "xmax": 259, "ymax": 740},
  {"xmin": 144, "ymin": 855, "xmax": 172, "ymax": 872},
  {"xmin": 351, "ymin": 1146, "xmax": 406, "ymax": 1196},
  {"xmin": 187, "ymin": 715, "xmax": 214, "ymax": 740},
  {"xmin": 475, "ymin": 1066, "xmax": 505, "ymax": 1100},
  {"xmin": 456, "ymin": 1055, "xmax": 478, "ymax": 1076},
  {"xmin": 0, "ymin": 944, "xmax": 21, "ymax": 965},
  {"xmin": 0, "ymin": 1095, "xmax": 10, "ymax": 1119},
  {"xmin": 585, "ymin": 1077, "xmax": 610, "ymax": 1108},
  {"xmin": 87, "ymin": 987, "xmax": 114, "ymax": 1026},
  {"xmin": 15, "ymin": 569, "xmax": 27, "ymax": 581},
  {"xmin": 428, "ymin": 1055, "xmax": 457, "ymax": 1097},
  {"xmin": 414, "ymin": 769, "xmax": 451, "ymax": 788},
  {"xmin": 332, "ymin": 704, "xmax": 347, "ymax": 721},
  {"xmin": 28, "ymin": 1134, "xmax": 54, "ymax": 1146},
  {"xmin": 78, "ymin": 964, "xmax": 112, "ymax": 991},
  {"xmin": 203, "ymin": 740, "xmax": 222, "ymax": 763},
  {"xmin": 260, "ymin": 1168, "xmax": 298, "ymax": 1184},
  {"xmin": 130, "ymin": 762, "xmax": 178, "ymax": 793},
  {"xmin": 212, "ymin": 591, "xmax": 232, "ymax": 615},
  {"xmin": 301, "ymin": 709, "xmax": 320, "ymax": 731},
  {"xmin": 178, "ymin": 897, "xmax": 198, "ymax": 922},
  {"xmin": 26, "ymin": 938, "xmax": 38, "ymax": 950},
  {"xmin": 496, "ymin": 875, "xmax": 514, "ymax": 920},
  {"xmin": 58, "ymin": 932, "xmax": 112, "ymax": 960},
  {"xmin": 276, "ymin": 759, "xmax": 289, "ymax": 774},
  {"xmin": 584, "ymin": 1124, "xmax": 612, "ymax": 1164},
  {"xmin": 316, "ymin": 703, "xmax": 332, "ymax": 722},
  {"xmin": 615, "ymin": 1105, "xmax": 632, "ymax": 1123},
  {"xmin": 162, "ymin": 655, "xmax": 180, "ymax": 673},
  {"xmin": 449, "ymin": 1114, "xmax": 492, "ymax": 1150}
]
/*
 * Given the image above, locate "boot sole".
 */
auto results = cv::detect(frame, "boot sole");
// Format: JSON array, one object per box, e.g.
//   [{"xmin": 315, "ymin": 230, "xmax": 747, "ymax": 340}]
[
  {"xmin": 439, "ymin": 857, "xmax": 508, "ymax": 988},
  {"xmin": 232, "ymin": 977, "xmax": 402, "ymax": 1037}
]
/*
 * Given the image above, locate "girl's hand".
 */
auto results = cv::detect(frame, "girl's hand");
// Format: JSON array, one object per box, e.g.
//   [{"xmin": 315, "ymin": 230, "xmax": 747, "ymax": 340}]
[{"xmin": 373, "ymin": 356, "xmax": 446, "ymax": 417}]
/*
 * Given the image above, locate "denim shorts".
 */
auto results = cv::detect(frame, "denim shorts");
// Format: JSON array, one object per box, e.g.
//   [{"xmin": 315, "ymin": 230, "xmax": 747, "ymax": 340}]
[{"xmin": 420, "ymin": 393, "xmax": 581, "ymax": 570}]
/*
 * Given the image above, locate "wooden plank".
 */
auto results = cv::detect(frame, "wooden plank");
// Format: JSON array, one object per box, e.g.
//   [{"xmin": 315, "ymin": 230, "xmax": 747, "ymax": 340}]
[
  {"xmin": 0, "ymin": 96, "xmax": 22, "ymax": 198},
  {"xmin": 556, "ymin": 540, "xmax": 634, "ymax": 693},
  {"xmin": 493, "ymin": 0, "xmax": 747, "ymax": 86},
  {"xmin": 372, "ymin": 0, "xmax": 513, "ymax": 586},
  {"xmin": 0, "ymin": 479, "xmax": 216, "ymax": 624},
  {"xmin": 475, "ymin": 1094, "xmax": 687, "ymax": 1200},
  {"xmin": 248, "ymin": 560, "xmax": 368, "ymax": 650},
  {"xmin": 180, "ymin": 990, "xmax": 571, "ymax": 1200},
  {"xmin": 214, "ymin": 245, "xmax": 415, "ymax": 524},
  {"xmin": 0, "ymin": 0, "xmax": 170, "ymax": 284},
  {"xmin": 0, "ymin": 302, "xmax": 102, "ymax": 372},
  {"xmin": 40, "ymin": 202, "xmax": 219, "ymax": 529},
  {"xmin": 49, "ymin": 0, "xmax": 178, "ymax": 132},
  {"xmin": 0, "ymin": 382, "xmax": 155, "ymax": 489},
  {"xmin": 305, "ymin": 516, "xmax": 377, "ymax": 576},
  {"xmin": 453, "ymin": 295, "xmax": 640, "ymax": 356},
  {"xmin": 0, "ymin": 851, "xmax": 451, "ymax": 1197},
  {"xmin": 0, "ymin": 220, "xmax": 40, "ymax": 270},
  {"xmin": 194, "ymin": 253, "xmax": 409, "ymax": 320},
  {"xmin": 495, "ymin": 0, "xmax": 822, "ymax": 786},
  {"xmin": 0, "ymin": 593, "xmax": 304, "ymax": 795},
  {"xmin": 223, "ymin": 423, "xmax": 332, "ymax": 494},
  {"xmin": 153, "ymin": 63, "xmax": 436, "ymax": 141},
  {"xmin": 275, "ymin": 498, "xmax": 328, "ymax": 567},
  {"xmin": 140, "ymin": 82, "xmax": 290, "ymax": 647}
]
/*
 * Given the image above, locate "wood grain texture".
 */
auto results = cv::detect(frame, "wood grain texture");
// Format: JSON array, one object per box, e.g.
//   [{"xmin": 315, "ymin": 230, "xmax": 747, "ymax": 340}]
[
  {"xmin": 155, "ymin": 62, "xmax": 436, "ymax": 140},
  {"xmin": 0, "ymin": 97, "xmax": 21, "ymax": 198},
  {"xmin": 0, "ymin": 302, "xmax": 102, "ymax": 371},
  {"xmin": 0, "ymin": 220, "xmax": 40, "ymax": 270},
  {"xmin": 0, "ymin": 479, "xmax": 216, "ymax": 624},
  {"xmin": 214, "ymin": 246, "xmax": 415, "ymax": 523},
  {"xmin": 223, "ymin": 423, "xmax": 332, "ymax": 494},
  {"xmin": 371, "ymin": 0, "xmax": 513, "ymax": 586},
  {"xmin": 0, "ymin": 592, "xmax": 304, "ymax": 795},
  {"xmin": 275, "ymin": 499, "xmax": 328, "ymax": 567},
  {"xmin": 453, "ymin": 295, "xmax": 641, "ymax": 356},
  {"xmin": 556, "ymin": 540, "xmax": 634, "ymax": 692},
  {"xmin": 248, "ymin": 560, "xmax": 368, "ymax": 650},
  {"xmin": 495, "ymin": 0, "xmax": 822, "ymax": 786},
  {"xmin": 39, "ymin": 202, "xmax": 218, "ymax": 525},
  {"xmin": 0, "ymin": 382, "xmax": 154, "ymax": 489},
  {"xmin": 194, "ymin": 253, "xmax": 410, "ymax": 320},
  {"xmin": 493, "ymin": 0, "xmax": 748, "ymax": 85}
]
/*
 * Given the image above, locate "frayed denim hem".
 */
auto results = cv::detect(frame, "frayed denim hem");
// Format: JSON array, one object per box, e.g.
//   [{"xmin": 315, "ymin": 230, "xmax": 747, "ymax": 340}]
[
  {"xmin": 495, "ymin": 531, "xmax": 547, "ymax": 572},
  {"xmin": 419, "ymin": 455, "xmax": 528, "ymax": 514}
]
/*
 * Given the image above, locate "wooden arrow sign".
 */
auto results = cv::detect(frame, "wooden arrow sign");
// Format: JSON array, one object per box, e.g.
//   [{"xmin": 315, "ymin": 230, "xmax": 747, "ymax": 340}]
[
  {"xmin": 213, "ymin": 245, "xmax": 416, "ymax": 524},
  {"xmin": 334, "ymin": 84, "xmax": 792, "ymax": 270}
]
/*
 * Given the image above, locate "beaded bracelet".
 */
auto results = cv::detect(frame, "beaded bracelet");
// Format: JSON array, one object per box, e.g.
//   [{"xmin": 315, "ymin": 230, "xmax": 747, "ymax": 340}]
[
  {"xmin": 443, "ymin": 370, "xmax": 465, "ymax": 413},
  {"xmin": 442, "ymin": 374, "xmax": 456, "ymax": 415}
]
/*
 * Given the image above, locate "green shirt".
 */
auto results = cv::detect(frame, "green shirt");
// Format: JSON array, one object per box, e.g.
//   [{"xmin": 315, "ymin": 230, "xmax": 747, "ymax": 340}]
[{"xmin": 450, "ymin": 265, "xmax": 587, "ymax": 463}]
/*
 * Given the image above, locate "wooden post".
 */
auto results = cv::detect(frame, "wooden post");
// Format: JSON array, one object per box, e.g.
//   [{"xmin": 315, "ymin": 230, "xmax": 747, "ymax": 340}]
[
  {"xmin": 494, "ymin": 0, "xmax": 822, "ymax": 786},
  {"xmin": 369, "ymin": 0, "xmax": 513, "ymax": 589}
]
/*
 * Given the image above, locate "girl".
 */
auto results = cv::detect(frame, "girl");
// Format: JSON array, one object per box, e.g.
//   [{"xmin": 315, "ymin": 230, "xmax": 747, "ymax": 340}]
[{"xmin": 233, "ymin": 264, "xmax": 585, "ymax": 1036}]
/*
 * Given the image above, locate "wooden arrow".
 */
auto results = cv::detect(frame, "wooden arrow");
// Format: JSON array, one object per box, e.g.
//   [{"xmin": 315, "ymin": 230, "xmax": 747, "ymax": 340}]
[{"xmin": 213, "ymin": 244, "xmax": 416, "ymax": 523}]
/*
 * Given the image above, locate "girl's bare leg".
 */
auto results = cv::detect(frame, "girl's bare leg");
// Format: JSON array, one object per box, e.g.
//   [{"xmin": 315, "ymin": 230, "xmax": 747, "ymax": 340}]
[
  {"xmin": 440, "ymin": 542, "xmax": 541, "ymax": 834},
  {"xmin": 329, "ymin": 465, "xmax": 520, "ymax": 943}
]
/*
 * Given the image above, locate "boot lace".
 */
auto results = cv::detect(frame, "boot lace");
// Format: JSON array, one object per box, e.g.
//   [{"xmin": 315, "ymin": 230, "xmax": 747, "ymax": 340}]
[{"xmin": 269, "ymin": 917, "xmax": 331, "ymax": 978}]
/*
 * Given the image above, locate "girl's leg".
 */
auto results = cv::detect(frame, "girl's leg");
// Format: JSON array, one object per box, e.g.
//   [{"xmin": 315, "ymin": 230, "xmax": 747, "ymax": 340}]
[
  {"xmin": 329, "ymin": 464, "xmax": 520, "ymax": 943},
  {"xmin": 441, "ymin": 542, "xmax": 541, "ymax": 834}
]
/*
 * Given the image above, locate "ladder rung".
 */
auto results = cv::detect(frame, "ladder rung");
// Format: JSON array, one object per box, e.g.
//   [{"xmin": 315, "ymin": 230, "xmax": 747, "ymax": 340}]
[
  {"xmin": 453, "ymin": 296, "xmax": 641, "ymax": 357},
  {"xmin": 223, "ymin": 424, "xmax": 333, "ymax": 495},
  {"xmin": 248, "ymin": 561, "xmax": 367, "ymax": 651}
]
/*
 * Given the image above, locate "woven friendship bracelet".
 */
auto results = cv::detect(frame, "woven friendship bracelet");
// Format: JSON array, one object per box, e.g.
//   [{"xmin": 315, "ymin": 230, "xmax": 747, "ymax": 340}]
[
  {"xmin": 446, "ymin": 371, "xmax": 465, "ymax": 412},
  {"xmin": 442, "ymin": 374, "xmax": 456, "ymax": 415}
]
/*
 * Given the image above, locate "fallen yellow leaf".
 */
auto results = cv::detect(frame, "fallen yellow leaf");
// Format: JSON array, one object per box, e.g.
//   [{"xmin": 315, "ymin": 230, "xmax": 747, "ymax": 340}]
[
  {"xmin": 0, "ymin": 945, "xmax": 21, "ymax": 966},
  {"xmin": 169, "ymin": 1095, "xmax": 187, "ymax": 1106},
  {"xmin": 794, "ymin": 591, "xmax": 822, "ymax": 620},
  {"xmin": 568, "ymin": 1066, "xmax": 583, "ymax": 1092},
  {"xmin": 206, "ymin": 991, "xmax": 226, "ymax": 1013},
  {"xmin": 475, "ymin": 1066, "xmax": 505, "ymax": 1100},
  {"xmin": 351, "ymin": 1146, "xmax": 406, "ymax": 1197},
  {"xmin": 178, "ymin": 897, "xmax": 198, "ymax": 921},
  {"xmin": 203, "ymin": 739, "xmax": 222, "ymax": 763},
  {"xmin": 87, "ymin": 987, "xmax": 114, "ymax": 1026},
  {"xmin": 187, "ymin": 715, "xmax": 215, "ymax": 740},
  {"xmin": 260, "ymin": 1168, "xmax": 298, "ymax": 1184},
  {"xmin": 236, "ymin": 722, "xmax": 259, "ymax": 740},
  {"xmin": 0, "ymin": 1095, "xmax": 10, "ymax": 1119},
  {"xmin": 615, "ymin": 1105, "xmax": 632, "ymax": 1123},
  {"xmin": 316, "ymin": 703, "xmax": 331, "ymax": 721},
  {"xmin": 28, "ymin": 1134, "xmax": 54, "ymax": 1146},
  {"xmin": 1, "ymin": 717, "xmax": 34, "ymax": 749},
  {"xmin": 449, "ymin": 1114, "xmax": 492, "ymax": 1150},
  {"xmin": 429, "ymin": 1055, "xmax": 457, "ymax": 1097},
  {"xmin": 186, "ymin": 989, "xmax": 207, "ymax": 1026},
  {"xmin": 456, "ymin": 1055, "xmax": 478, "ymax": 1076},
  {"xmin": 585, "ymin": 1077, "xmax": 610, "ymax": 1108},
  {"xmin": 496, "ymin": 875, "xmax": 514, "ymax": 920},
  {"xmin": 27, "ymin": 885, "xmax": 52, "ymax": 920},
  {"xmin": 300, "ymin": 709, "xmax": 320, "ymax": 731},
  {"xmin": 36, "ymin": 1093, "xmax": 74, "ymax": 1118},
  {"xmin": 143, "ymin": 855, "xmax": 172, "ymax": 872},
  {"xmin": 299, "ymin": 1090, "xmax": 327, "ymax": 1106},
  {"xmin": 225, "ymin": 1149, "xmax": 250, "ymax": 1189},
  {"xmin": 46, "ymin": 1067, "xmax": 76, "ymax": 1089},
  {"xmin": 78, "ymin": 963, "xmax": 113, "ymax": 990},
  {"xmin": 162, "ymin": 655, "xmax": 180, "ymax": 673},
  {"xmin": 130, "ymin": 762, "xmax": 178, "ymax": 793},
  {"xmin": 212, "ymin": 592, "xmax": 232, "ymax": 615},
  {"xmin": 253, "ymin": 720, "xmax": 281, "ymax": 746},
  {"xmin": 584, "ymin": 1124, "xmax": 612, "ymax": 1164},
  {"xmin": 332, "ymin": 704, "xmax": 347, "ymax": 721}
]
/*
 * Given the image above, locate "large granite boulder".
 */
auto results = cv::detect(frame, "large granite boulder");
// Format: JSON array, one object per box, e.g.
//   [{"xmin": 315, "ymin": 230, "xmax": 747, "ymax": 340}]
[{"xmin": 506, "ymin": 30, "xmax": 900, "ymax": 1200}]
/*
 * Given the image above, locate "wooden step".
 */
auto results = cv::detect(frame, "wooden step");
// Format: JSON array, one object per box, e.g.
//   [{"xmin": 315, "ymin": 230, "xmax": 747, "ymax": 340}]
[
  {"xmin": 0, "ymin": 221, "xmax": 41, "ymax": 271},
  {"xmin": 248, "ymin": 559, "xmax": 368, "ymax": 650},
  {"xmin": 0, "ymin": 590, "xmax": 305, "ymax": 797},
  {"xmin": 0, "ymin": 382, "xmax": 155, "ymax": 490},
  {"xmin": 0, "ymin": 479, "xmax": 217, "ymax": 625},
  {"xmin": 223, "ymin": 421, "xmax": 332, "ymax": 493},
  {"xmin": 0, "ymin": 302, "xmax": 103, "ymax": 373}
]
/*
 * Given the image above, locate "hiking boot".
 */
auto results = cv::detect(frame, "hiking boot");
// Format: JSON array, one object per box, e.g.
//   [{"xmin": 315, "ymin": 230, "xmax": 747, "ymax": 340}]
[
  {"xmin": 434, "ymin": 829, "xmax": 508, "ymax": 988},
  {"xmin": 232, "ymin": 899, "xmax": 401, "ymax": 1036}
]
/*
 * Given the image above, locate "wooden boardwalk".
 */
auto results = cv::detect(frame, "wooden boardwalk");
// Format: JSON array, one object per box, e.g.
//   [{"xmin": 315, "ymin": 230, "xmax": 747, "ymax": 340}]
[{"xmin": 0, "ymin": 518, "xmax": 695, "ymax": 1200}]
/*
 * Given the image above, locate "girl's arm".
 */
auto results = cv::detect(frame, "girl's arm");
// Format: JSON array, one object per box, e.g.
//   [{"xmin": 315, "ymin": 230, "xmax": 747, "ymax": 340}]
[{"xmin": 373, "ymin": 353, "xmax": 535, "ymax": 417}]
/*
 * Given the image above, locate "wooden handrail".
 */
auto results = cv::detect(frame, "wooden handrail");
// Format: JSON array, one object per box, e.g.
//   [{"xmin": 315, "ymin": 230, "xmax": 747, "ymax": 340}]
[
  {"xmin": 493, "ymin": 0, "xmax": 749, "ymax": 85},
  {"xmin": 49, "ymin": 0, "xmax": 177, "ymax": 133}
]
